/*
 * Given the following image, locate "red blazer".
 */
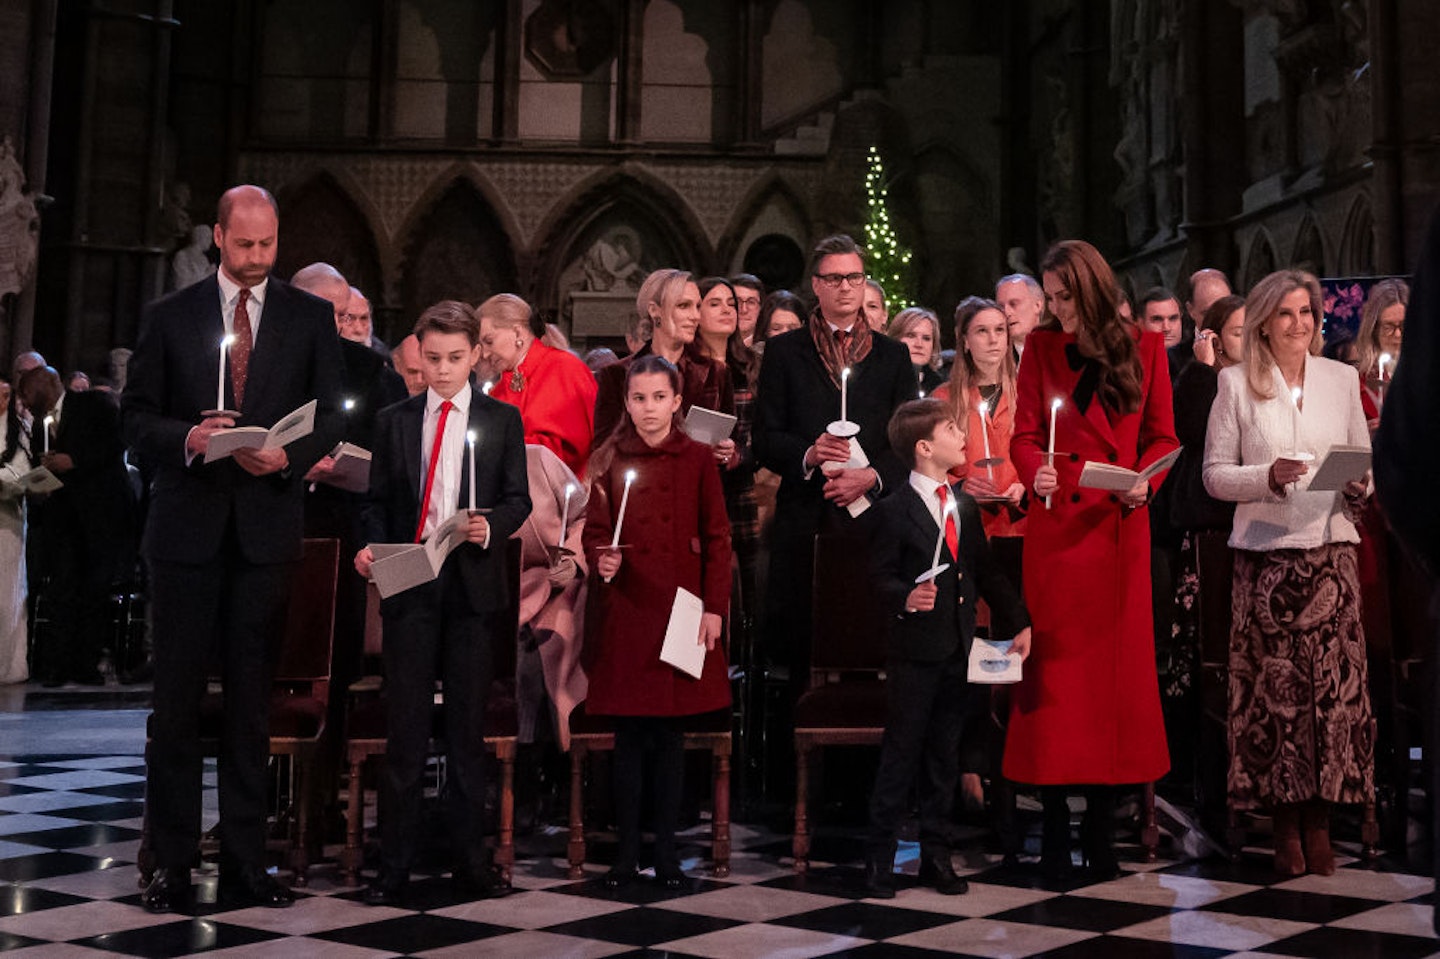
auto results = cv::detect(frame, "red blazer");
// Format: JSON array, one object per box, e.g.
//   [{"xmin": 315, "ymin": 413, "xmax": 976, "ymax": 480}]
[
  {"xmin": 1003, "ymin": 328, "xmax": 1178, "ymax": 786},
  {"xmin": 490, "ymin": 341, "xmax": 598, "ymax": 478},
  {"xmin": 582, "ymin": 429, "xmax": 732, "ymax": 717}
]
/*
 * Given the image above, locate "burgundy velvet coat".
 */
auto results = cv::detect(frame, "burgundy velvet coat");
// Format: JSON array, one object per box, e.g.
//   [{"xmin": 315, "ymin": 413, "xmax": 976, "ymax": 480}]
[
  {"xmin": 1003, "ymin": 328, "xmax": 1178, "ymax": 785},
  {"xmin": 582, "ymin": 429, "xmax": 732, "ymax": 717}
]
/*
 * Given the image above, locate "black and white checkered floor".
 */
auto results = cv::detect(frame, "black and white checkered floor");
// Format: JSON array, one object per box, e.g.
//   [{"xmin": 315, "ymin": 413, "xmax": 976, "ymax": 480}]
[{"xmin": 0, "ymin": 700, "xmax": 1434, "ymax": 957}]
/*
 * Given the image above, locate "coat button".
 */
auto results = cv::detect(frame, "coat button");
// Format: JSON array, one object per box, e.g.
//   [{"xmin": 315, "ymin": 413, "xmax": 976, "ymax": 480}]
[
  {"xmin": 1069, "ymin": 452, "xmax": 1080, "ymax": 463},
  {"xmin": 1070, "ymin": 492, "xmax": 1081, "ymax": 504},
  {"xmin": 1108, "ymin": 452, "xmax": 1118, "ymax": 463},
  {"xmin": 1109, "ymin": 494, "xmax": 1120, "ymax": 504}
]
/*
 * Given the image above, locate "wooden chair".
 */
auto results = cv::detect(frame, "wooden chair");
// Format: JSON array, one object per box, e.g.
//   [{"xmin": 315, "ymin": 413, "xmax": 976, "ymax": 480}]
[
  {"xmin": 340, "ymin": 538, "xmax": 523, "ymax": 885},
  {"xmin": 792, "ymin": 533, "xmax": 889, "ymax": 873},
  {"xmin": 138, "ymin": 537, "xmax": 341, "ymax": 885}
]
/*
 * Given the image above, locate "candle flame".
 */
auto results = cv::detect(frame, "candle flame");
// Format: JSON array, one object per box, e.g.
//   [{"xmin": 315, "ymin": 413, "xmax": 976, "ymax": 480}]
[
  {"xmin": 624, "ymin": 469, "xmax": 637, "ymax": 483},
  {"xmin": 43, "ymin": 415, "xmax": 53, "ymax": 428},
  {"xmin": 343, "ymin": 398, "xmax": 356, "ymax": 411},
  {"xmin": 977, "ymin": 399, "xmax": 989, "ymax": 416},
  {"xmin": 1050, "ymin": 397, "xmax": 1063, "ymax": 411},
  {"xmin": 222, "ymin": 334, "xmax": 235, "ymax": 348},
  {"xmin": 842, "ymin": 367, "xmax": 851, "ymax": 380},
  {"xmin": 482, "ymin": 381, "xmax": 493, "ymax": 395},
  {"xmin": 1291, "ymin": 386, "xmax": 1303, "ymax": 404},
  {"xmin": 1380, "ymin": 352, "xmax": 1393, "ymax": 365},
  {"xmin": 467, "ymin": 430, "xmax": 477, "ymax": 444},
  {"xmin": 564, "ymin": 482, "xmax": 576, "ymax": 496}
]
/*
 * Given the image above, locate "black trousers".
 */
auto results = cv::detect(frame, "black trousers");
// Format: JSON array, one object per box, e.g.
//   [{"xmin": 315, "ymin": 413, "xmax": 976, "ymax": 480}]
[
  {"xmin": 146, "ymin": 540, "xmax": 294, "ymax": 871},
  {"xmin": 869, "ymin": 648, "xmax": 968, "ymax": 858},
  {"xmin": 379, "ymin": 569, "xmax": 495, "ymax": 874},
  {"xmin": 30, "ymin": 507, "xmax": 129, "ymax": 679},
  {"xmin": 612, "ymin": 716, "xmax": 685, "ymax": 870}
]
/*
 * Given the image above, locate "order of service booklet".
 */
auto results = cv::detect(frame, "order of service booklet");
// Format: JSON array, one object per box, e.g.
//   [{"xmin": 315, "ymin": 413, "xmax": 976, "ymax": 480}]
[
  {"xmin": 321, "ymin": 442, "xmax": 372, "ymax": 493},
  {"xmin": 1077, "ymin": 446, "xmax": 1182, "ymax": 492},
  {"xmin": 680, "ymin": 406, "xmax": 738, "ymax": 447},
  {"xmin": 659, "ymin": 587, "xmax": 707, "ymax": 680},
  {"xmin": 1306, "ymin": 445, "xmax": 1371, "ymax": 491},
  {"xmin": 204, "ymin": 399, "xmax": 318, "ymax": 464},
  {"xmin": 368, "ymin": 510, "xmax": 471, "ymax": 599}
]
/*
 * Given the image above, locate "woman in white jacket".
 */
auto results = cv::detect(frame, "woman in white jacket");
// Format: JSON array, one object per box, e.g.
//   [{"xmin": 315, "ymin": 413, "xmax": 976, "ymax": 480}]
[{"xmin": 1203, "ymin": 269, "xmax": 1374, "ymax": 878}]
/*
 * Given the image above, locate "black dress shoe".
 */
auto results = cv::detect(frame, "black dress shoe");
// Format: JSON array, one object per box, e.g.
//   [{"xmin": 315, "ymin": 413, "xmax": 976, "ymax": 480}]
[
  {"xmin": 602, "ymin": 865, "xmax": 638, "ymax": 889},
  {"xmin": 141, "ymin": 868, "xmax": 191, "ymax": 913},
  {"xmin": 363, "ymin": 869, "xmax": 409, "ymax": 906},
  {"xmin": 863, "ymin": 858, "xmax": 897, "ymax": 899},
  {"xmin": 219, "ymin": 866, "xmax": 294, "ymax": 908},
  {"xmin": 918, "ymin": 853, "xmax": 969, "ymax": 895},
  {"xmin": 654, "ymin": 866, "xmax": 687, "ymax": 890},
  {"xmin": 453, "ymin": 863, "xmax": 512, "ymax": 900}
]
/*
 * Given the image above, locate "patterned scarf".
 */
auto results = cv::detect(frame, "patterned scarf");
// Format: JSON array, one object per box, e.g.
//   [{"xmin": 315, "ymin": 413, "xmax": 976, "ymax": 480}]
[{"xmin": 808, "ymin": 305, "xmax": 874, "ymax": 389}]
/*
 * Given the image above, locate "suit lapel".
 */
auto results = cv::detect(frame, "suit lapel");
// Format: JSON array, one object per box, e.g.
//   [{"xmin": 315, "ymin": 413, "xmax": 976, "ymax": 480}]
[
  {"xmin": 901, "ymin": 484, "xmax": 940, "ymax": 550},
  {"xmin": 185, "ymin": 278, "xmax": 226, "ymax": 409}
]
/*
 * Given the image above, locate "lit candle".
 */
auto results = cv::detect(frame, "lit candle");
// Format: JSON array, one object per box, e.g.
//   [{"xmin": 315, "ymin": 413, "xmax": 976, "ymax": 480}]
[
  {"xmin": 1289, "ymin": 386, "xmax": 1303, "ymax": 453},
  {"xmin": 977, "ymin": 399, "xmax": 994, "ymax": 482},
  {"xmin": 482, "ymin": 381, "xmax": 494, "ymax": 396},
  {"xmin": 558, "ymin": 482, "xmax": 576, "ymax": 550},
  {"xmin": 216, "ymin": 334, "xmax": 234, "ymax": 412},
  {"xmin": 840, "ymin": 367, "xmax": 851, "ymax": 423},
  {"xmin": 1046, "ymin": 397, "xmax": 1062, "ymax": 509},
  {"xmin": 931, "ymin": 499, "xmax": 951, "ymax": 569},
  {"xmin": 1378, "ymin": 352, "xmax": 1392, "ymax": 404},
  {"xmin": 611, "ymin": 469, "xmax": 637, "ymax": 548},
  {"xmin": 42, "ymin": 415, "xmax": 53, "ymax": 457},
  {"xmin": 467, "ymin": 430, "xmax": 477, "ymax": 513},
  {"xmin": 343, "ymin": 397, "xmax": 356, "ymax": 412}
]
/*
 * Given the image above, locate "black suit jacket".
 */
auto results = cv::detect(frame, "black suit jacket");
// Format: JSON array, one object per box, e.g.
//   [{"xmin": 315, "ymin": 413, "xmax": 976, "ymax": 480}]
[
  {"xmin": 362, "ymin": 391, "xmax": 531, "ymax": 615},
  {"xmin": 122, "ymin": 274, "xmax": 345, "ymax": 565},
  {"xmin": 42, "ymin": 390, "xmax": 136, "ymax": 546},
  {"xmin": 335, "ymin": 338, "xmax": 407, "ymax": 453},
  {"xmin": 754, "ymin": 326, "xmax": 916, "ymax": 531},
  {"xmin": 870, "ymin": 483, "xmax": 1029, "ymax": 662}
]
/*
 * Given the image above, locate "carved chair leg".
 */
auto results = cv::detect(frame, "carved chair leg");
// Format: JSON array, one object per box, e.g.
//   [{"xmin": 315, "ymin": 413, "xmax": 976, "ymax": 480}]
[
  {"xmin": 712, "ymin": 748, "xmax": 731, "ymax": 877},
  {"xmin": 793, "ymin": 744, "xmax": 810, "ymax": 874},
  {"xmin": 341, "ymin": 753, "xmax": 365, "ymax": 886},
  {"xmin": 1141, "ymin": 782, "xmax": 1160, "ymax": 862},
  {"xmin": 496, "ymin": 746, "xmax": 515, "ymax": 882},
  {"xmin": 567, "ymin": 745, "xmax": 587, "ymax": 880},
  {"xmin": 289, "ymin": 755, "xmax": 310, "ymax": 886}
]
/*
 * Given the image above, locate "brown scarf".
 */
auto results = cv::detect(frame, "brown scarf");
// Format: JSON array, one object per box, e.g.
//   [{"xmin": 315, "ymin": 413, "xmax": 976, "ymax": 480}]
[{"xmin": 808, "ymin": 305, "xmax": 874, "ymax": 389}]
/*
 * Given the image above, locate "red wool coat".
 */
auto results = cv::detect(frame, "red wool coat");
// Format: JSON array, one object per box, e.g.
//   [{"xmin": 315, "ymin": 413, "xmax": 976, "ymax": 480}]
[
  {"xmin": 490, "ymin": 341, "xmax": 598, "ymax": 478},
  {"xmin": 1003, "ymin": 328, "xmax": 1179, "ymax": 785},
  {"xmin": 582, "ymin": 429, "xmax": 732, "ymax": 717}
]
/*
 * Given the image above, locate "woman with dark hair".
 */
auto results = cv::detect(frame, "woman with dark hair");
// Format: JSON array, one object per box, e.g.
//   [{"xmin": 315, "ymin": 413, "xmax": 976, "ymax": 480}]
[
  {"xmin": 1354, "ymin": 278, "xmax": 1409, "ymax": 428},
  {"xmin": 1004, "ymin": 239, "xmax": 1179, "ymax": 881},
  {"xmin": 1203, "ymin": 269, "xmax": 1374, "ymax": 877},
  {"xmin": 0, "ymin": 373, "xmax": 32, "ymax": 683},
  {"xmin": 584, "ymin": 355, "xmax": 732, "ymax": 888},
  {"xmin": 889, "ymin": 307, "xmax": 945, "ymax": 394},
  {"xmin": 753, "ymin": 290, "xmax": 806, "ymax": 352}
]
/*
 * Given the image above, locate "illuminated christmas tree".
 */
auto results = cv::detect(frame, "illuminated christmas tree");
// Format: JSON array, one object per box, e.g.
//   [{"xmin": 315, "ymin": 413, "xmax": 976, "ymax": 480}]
[{"xmin": 862, "ymin": 145, "xmax": 915, "ymax": 309}]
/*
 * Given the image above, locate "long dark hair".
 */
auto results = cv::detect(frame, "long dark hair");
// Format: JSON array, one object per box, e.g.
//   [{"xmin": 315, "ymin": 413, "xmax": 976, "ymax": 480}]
[
  {"xmin": 589, "ymin": 355, "xmax": 685, "ymax": 478},
  {"xmin": 695, "ymin": 276, "xmax": 757, "ymax": 388},
  {"xmin": 0, "ymin": 378, "xmax": 20, "ymax": 468},
  {"xmin": 1039, "ymin": 240, "xmax": 1142, "ymax": 414}
]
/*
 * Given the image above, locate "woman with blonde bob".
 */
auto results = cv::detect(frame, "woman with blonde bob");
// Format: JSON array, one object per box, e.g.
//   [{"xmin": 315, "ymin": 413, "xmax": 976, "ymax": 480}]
[
  {"xmin": 1202, "ymin": 269, "xmax": 1375, "ymax": 878},
  {"xmin": 888, "ymin": 307, "xmax": 944, "ymax": 394}
]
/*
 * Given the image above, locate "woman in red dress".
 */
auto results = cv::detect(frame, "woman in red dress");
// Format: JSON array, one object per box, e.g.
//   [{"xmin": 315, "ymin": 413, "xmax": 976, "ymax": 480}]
[
  {"xmin": 583, "ymin": 356, "xmax": 732, "ymax": 888},
  {"xmin": 1004, "ymin": 240, "xmax": 1178, "ymax": 881}
]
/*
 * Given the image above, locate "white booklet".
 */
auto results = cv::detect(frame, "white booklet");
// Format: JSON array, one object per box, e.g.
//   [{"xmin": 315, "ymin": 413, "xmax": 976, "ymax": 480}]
[
  {"xmin": 681, "ymin": 406, "xmax": 737, "ymax": 446},
  {"xmin": 368, "ymin": 510, "xmax": 470, "ymax": 599},
  {"xmin": 819, "ymin": 437, "xmax": 873, "ymax": 518},
  {"xmin": 204, "ymin": 399, "xmax": 318, "ymax": 463},
  {"xmin": 659, "ymin": 587, "xmax": 707, "ymax": 680},
  {"xmin": 15, "ymin": 466, "xmax": 63, "ymax": 494},
  {"xmin": 1307, "ymin": 445, "xmax": 1371, "ymax": 491},
  {"xmin": 322, "ymin": 442, "xmax": 372, "ymax": 493},
  {"xmin": 967, "ymin": 636, "xmax": 1022, "ymax": 685},
  {"xmin": 1078, "ymin": 446, "xmax": 1183, "ymax": 492}
]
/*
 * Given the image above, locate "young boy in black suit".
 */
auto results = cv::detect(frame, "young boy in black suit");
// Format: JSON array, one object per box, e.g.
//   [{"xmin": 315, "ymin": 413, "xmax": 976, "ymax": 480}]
[
  {"xmin": 865, "ymin": 398, "xmax": 1032, "ymax": 898},
  {"xmin": 354, "ymin": 301, "xmax": 531, "ymax": 905}
]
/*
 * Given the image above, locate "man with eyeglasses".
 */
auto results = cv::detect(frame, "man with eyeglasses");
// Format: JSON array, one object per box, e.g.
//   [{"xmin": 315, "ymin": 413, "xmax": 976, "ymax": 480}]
[
  {"xmin": 754, "ymin": 234, "xmax": 915, "ymax": 700},
  {"xmin": 730, "ymin": 273, "xmax": 765, "ymax": 346},
  {"xmin": 342, "ymin": 286, "xmax": 392, "ymax": 360}
]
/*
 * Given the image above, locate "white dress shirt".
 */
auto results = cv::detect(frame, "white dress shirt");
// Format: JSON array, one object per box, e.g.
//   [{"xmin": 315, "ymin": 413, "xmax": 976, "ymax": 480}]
[
  {"xmin": 1203, "ymin": 357, "xmax": 1369, "ymax": 552},
  {"xmin": 419, "ymin": 383, "xmax": 473, "ymax": 542},
  {"xmin": 216, "ymin": 269, "xmax": 267, "ymax": 342},
  {"xmin": 909, "ymin": 470, "xmax": 959, "ymax": 548}
]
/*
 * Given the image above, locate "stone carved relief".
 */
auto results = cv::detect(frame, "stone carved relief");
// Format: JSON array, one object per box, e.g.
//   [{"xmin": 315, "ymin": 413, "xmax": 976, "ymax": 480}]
[
  {"xmin": 0, "ymin": 138, "xmax": 40, "ymax": 300},
  {"xmin": 1037, "ymin": 73, "xmax": 1074, "ymax": 240},
  {"xmin": 1110, "ymin": 0, "xmax": 1183, "ymax": 248}
]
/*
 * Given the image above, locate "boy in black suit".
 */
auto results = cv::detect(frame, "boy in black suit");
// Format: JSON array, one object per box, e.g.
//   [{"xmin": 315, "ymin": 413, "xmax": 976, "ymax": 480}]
[
  {"xmin": 354, "ymin": 300, "xmax": 531, "ymax": 905},
  {"xmin": 865, "ymin": 398, "xmax": 1031, "ymax": 898}
]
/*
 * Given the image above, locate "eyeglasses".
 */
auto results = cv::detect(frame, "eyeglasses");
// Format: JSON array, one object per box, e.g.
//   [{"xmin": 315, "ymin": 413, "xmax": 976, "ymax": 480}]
[
  {"xmin": 815, "ymin": 272, "xmax": 868, "ymax": 288},
  {"xmin": 1380, "ymin": 321, "xmax": 1404, "ymax": 335},
  {"xmin": 341, "ymin": 313, "xmax": 371, "ymax": 325}
]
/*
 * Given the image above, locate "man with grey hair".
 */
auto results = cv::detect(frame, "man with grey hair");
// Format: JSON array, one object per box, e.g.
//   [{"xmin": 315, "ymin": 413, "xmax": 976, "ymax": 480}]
[
  {"xmin": 996, "ymin": 273, "xmax": 1044, "ymax": 358},
  {"xmin": 1186, "ymin": 268, "xmax": 1232, "ymax": 330}
]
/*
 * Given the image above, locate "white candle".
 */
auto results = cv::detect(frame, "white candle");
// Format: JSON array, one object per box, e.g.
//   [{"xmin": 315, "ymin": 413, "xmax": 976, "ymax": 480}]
[
  {"xmin": 977, "ymin": 398, "xmax": 994, "ymax": 482},
  {"xmin": 467, "ymin": 430, "xmax": 477, "ymax": 512},
  {"xmin": 1378, "ymin": 352, "xmax": 1392, "ymax": 405},
  {"xmin": 1046, "ymin": 397, "xmax": 1062, "ymax": 508},
  {"xmin": 931, "ymin": 500, "xmax": 950, "ymax": 569},
  {"xmin": 42, "ymin": 415, "xmax": 53, "ymax": 456},
  {"xmin": 1290, "ymin": 386, "xmax": 1303, "ymax": 453},
  {"xmin": 482, "ymin": 380, "xmax": 493, "ymax": 396},
  {"xmin": 217, "ymin": 334, "xmax": 234, "ymax": 411},
  {"xmin": 840, "ymin": 367, "xmax": 851, "ymax": 423},
  {"xmin": 558, "ymin": 482, "xmax": 576, "ymax": 549},
  {"xmin": 611, "ymin": 469, "xmax": 637, "ymax": 547}
]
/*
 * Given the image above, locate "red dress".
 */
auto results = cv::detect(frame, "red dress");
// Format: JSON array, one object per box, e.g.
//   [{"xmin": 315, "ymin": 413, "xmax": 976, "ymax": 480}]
[
  {"xmin": 490, "ymin": 341, "xmax": 598, "ymax": 478},
  {"xmin": 582, "ymin": 430, "xmax": 732, "ymax": 717},
  {"xmin": 1003, "ymin": 328, "xmax": 1178, "ymax": 785}
]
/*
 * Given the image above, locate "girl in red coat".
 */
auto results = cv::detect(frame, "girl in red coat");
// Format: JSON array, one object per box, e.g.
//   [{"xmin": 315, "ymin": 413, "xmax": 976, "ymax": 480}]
[
  {"xmin": 1006, "ymin": 240, "xmax": 1178, "ymax": 882},
  {"xmin": 583, "ymin": 355, "xmax": 732, "ymax": 888}
]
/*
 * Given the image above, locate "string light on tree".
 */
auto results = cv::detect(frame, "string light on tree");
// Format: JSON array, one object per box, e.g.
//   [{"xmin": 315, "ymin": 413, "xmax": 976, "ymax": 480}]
[{"xmin": 862, "ymin": 145, "xmax": 916, "ymax": 308}]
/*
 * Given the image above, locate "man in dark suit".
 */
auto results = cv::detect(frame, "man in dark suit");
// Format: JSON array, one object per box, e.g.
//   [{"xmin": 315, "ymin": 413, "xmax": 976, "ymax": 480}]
[
  {"xmin": 354, "ymin": 300, "xmax": 531, "ymax": 905},
  {"xmin": 865, "ymin": 398, "xmax": 1031, "ymax": 898},
  {"xmin": 122, "ymin": 185, "xmax": 344, "ymax": 913},
  {"xmin": 753, "ymin": 234, "xmax": 917, "ymax": 693},
  {"xmin": 22, "ymin": 365, "xmax": 136, "ymax": 686}
]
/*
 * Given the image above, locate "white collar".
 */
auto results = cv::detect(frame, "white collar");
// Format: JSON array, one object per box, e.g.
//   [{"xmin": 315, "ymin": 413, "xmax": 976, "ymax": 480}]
[
  {"xmin": 217, "ymin": 268, "xmax": 268, "ymax": 307},
  {"xmin": 426, "ymin": 382, "xmax": 472, "ymax": 416}
]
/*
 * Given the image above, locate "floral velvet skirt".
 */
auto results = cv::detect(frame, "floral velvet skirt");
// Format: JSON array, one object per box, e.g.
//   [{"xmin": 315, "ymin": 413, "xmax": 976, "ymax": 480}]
[{"xmin": 1227, "ymin": 542, "xmax": 1376, "ymax": 810}]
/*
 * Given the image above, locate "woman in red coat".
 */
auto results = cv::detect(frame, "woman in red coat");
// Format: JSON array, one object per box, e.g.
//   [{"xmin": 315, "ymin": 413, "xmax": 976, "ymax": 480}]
[
  {"xmin": 1005, "ymin": 240, "xmax": 1178, "ymax": 882},
  {"xmin": 583, "ymin": 355, "xmax": 732, "ymax": 888}
]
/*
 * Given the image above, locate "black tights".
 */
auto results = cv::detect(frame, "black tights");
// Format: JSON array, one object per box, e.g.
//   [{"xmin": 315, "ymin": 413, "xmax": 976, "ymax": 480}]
[
  {"xmin": 1039, "ymin": 785, "xmax": 1118, "ymax": 861},
  {"xmin": 612, "ymin": 716, "xmax": 685, "ymax": 872}
]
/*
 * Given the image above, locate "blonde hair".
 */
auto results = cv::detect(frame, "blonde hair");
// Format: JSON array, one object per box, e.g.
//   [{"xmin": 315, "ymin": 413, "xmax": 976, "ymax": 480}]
[
  {"xmin": 476, "ymin": 293, "xmax": 534, "ymax": 333},
  {"xmin": 888, "ymin": 307, "xmax": 943, "ymax": 370},
  {"xmin": 635, "ymin": 268, "xmax": 695, "ymax": 335},
  {"xmin": 1354, "ymin": 278, "xmax": 1409, "ymax": 378},
  {"xmin": 1242, "ymin": 269, "xmax": 1325, "ymax": 400}
]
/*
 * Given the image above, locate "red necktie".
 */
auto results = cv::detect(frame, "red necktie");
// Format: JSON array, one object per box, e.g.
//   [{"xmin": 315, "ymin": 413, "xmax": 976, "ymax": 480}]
[
  {"xmin": 414, "ymin": 400, "xmax": 454, "ymax": 542},
  {"xmin": 231, "ymin": 288, "xmax": 253, "ymax": 410},
  {"xmin": 936, "ymin": 484, "xmax": 959, "ymax": 561}
]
